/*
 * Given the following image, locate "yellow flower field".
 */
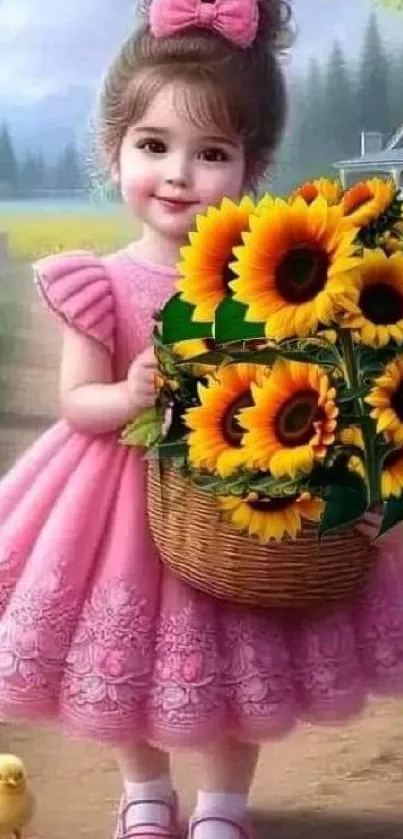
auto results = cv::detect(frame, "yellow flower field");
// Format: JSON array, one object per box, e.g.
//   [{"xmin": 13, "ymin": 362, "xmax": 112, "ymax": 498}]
[{"xmin": 0, "ymin": 208, "xmax": 137, "ymax": 261}]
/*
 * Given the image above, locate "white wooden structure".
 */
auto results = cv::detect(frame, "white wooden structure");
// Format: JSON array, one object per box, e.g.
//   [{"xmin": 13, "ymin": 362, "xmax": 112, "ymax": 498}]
[{"xmin": 334, "ymin": 127, "xmax": 403, "ymax": 187}]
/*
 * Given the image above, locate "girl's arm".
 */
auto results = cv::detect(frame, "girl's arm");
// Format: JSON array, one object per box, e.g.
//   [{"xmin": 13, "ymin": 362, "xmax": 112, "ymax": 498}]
[{"xmin": 60, "ymin": 326, "xmax": 139, "ymax": 435}]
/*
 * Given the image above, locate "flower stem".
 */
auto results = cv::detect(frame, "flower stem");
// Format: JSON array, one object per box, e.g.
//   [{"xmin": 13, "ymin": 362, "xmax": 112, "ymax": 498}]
[{"xmin": 338, "ymin": 329, "xmax": 380, "ymax": 505}]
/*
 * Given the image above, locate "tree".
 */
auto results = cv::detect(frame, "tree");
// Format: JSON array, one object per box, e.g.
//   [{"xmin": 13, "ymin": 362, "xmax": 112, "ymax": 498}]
[
  {"xmin": 0, "ymin": 123, "xmax": 18, "ymax": 193},
  {"xmin": 54, "ymin": 142, "xmax": 83, "ymax": 190},
  {"xmin": 358, "ymin": 14, "xmax": 391, "ymax": 135},
  {"xmin": 271, "ymin": 75, "xmax": 304, "ymax": 194},
  {"xmin": 389, "ymin": 48, "xmax": 403, "ymax": 132},
  {"xmin": 322, "ymin": 41, "xmax": 359, "ymax": 162},
  {"xmin": 292, "ymin": 59, "xmax": 332, "ymax": 183},
  {"xmin": 19, "ymin": 152, "xmax": 47, "ymax": 193}
]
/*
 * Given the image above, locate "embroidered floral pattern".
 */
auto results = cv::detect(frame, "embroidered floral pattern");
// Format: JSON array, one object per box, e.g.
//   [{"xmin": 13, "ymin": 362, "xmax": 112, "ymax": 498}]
[
  {"xmin": 63, "ymin": 579, "xmax": 155, "ymax": 716},
  {"xmin": 0, "ymin": 560, "xmax": 402, "ymax": 743}
]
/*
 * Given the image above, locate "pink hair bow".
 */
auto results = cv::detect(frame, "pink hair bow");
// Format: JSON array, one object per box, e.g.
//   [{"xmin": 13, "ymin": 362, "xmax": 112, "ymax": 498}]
[{"xmin": 149, "ymin": 0, "xmax": 259, "ymax": 48}]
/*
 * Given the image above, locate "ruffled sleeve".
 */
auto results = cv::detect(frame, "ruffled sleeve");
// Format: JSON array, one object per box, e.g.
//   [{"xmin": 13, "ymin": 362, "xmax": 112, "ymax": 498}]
[{"xmin": 33, "ymin": 250, "xmax": 115, "ymax": 354}]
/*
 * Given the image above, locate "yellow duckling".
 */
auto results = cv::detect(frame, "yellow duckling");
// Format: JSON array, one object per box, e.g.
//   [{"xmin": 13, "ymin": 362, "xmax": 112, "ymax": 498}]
[{"xmin": 0, "ymin": 755, "xmax": 35, "ymax": 839}]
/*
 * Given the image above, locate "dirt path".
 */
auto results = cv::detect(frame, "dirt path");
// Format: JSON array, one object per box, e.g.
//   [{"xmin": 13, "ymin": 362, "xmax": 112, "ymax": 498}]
[{"xmin": 1, "ymin": 261, "xmax": 403, "ymax": 838}]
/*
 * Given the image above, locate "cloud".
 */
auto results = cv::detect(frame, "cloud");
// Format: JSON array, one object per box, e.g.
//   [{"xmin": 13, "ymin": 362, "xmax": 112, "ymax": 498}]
[{"xmin": 0, "ymin": 0, "xmax": 136, "ymax": 100}]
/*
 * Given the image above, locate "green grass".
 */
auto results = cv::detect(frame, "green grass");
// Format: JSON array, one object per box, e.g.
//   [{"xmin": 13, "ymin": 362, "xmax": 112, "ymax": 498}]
[{"xmin": 0, "ymin": 209, "xmax": 138, "ymax": 261}]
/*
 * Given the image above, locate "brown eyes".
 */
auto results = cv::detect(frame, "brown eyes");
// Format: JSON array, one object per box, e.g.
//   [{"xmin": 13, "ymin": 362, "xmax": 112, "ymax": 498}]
[
  {"xmin": 136, "ymin": 141, "xmax": 229, "ymax": 162},
  {"xmin": 200, "ymin": 148, "xmax": 228, "ymax": 162},
  {"xmin": 137, "ymin": 139, "xmax": 167, "ymax": 154}
]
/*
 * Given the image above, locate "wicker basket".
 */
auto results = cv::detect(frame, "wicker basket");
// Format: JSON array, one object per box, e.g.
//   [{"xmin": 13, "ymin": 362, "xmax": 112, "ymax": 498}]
[{"xmin": 147, "ymin": 461, "xmax": 376, "ymax": 610}]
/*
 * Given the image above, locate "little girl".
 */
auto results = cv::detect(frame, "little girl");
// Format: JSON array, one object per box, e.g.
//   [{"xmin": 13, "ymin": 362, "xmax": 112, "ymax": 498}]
[{"xmin": 0, "ymin": 1, "xmax": 403, "ymax": 837}]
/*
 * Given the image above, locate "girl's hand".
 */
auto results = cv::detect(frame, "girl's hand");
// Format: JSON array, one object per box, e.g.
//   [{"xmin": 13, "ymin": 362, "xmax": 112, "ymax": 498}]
[{"xmin": 126, "ymin": 346, "xmax": 158, "ymax": 412}]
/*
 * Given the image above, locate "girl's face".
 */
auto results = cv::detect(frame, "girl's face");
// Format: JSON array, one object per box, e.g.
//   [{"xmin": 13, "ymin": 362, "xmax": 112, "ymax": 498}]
[{"xmin": 116, "ymin": 81, "xmax": 246, "ymax": 245}]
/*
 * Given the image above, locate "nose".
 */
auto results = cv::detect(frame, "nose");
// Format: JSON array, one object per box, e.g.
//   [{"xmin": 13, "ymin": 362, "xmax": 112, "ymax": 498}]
[{"xmin": 164, "ymin": 153, "xmax": 190, "ymax": 187}]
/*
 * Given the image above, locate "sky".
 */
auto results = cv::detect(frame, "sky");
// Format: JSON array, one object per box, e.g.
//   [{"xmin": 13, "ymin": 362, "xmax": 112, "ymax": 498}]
[{"xmin": 0, "ymin": 0, "xmax": 402, "ymax": 103}]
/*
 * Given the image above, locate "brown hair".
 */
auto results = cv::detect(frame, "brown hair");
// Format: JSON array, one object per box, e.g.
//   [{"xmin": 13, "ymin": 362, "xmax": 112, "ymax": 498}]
[{"xmin": 97, "ymin": 0, "xmax": 293, "ymax": 187}]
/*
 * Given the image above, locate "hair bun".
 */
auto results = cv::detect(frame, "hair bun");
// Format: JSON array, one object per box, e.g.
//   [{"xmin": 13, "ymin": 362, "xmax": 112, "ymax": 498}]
[{"xmin": 257, "ymin": 0, "xmax": 294, "ymax": 50}]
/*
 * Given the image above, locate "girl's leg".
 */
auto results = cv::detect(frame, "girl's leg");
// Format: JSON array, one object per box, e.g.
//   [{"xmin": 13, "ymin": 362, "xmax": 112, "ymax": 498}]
[
  {"xmin": 116, "ymin": 741, "xmax": 170, "ymax": 781},
  {"xmin": 189, "ymin": 739, "xmax": 260, "ymax": 839},
  {"xmin": 114, "ymin": 742, "xmax": 177, "ymax": 837}
]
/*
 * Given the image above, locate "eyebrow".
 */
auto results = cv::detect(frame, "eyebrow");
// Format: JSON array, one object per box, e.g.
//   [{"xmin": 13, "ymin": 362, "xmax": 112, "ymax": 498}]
[
  {"xmin": 132, "ymin": 125, "xmax": 239, "ymax": 147},
  {"xmin": 133, "ymin": 126, "xmax": 168, "ymax": 135}
]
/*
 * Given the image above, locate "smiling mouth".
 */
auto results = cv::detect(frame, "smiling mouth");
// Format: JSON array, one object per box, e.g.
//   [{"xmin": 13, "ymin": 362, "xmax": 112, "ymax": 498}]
[{"xmin": 155, "ymin": 196, "xmax": 197, "ymax": 207}]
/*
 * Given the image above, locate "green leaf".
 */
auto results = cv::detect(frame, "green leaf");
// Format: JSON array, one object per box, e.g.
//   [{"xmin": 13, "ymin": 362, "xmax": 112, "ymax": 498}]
[
  {"xmin": 191, "ymin": 472, "xmax": 226, "ymax": 491},
  {"xmin": 161, "ymin": 294, "xmax": 213, "ymax": 344},
  {"xmin": 379, "ymin": 494, "xmax": 403, "ymax": 536},
  {"xmin": 120, "ymin": 406, "xmax": 162, "ymax": 448},
  {"xmin": 318, "ymin": 472, "xmax": 368, "ymax": 536},
  {"xmin": 176, "ymin": 350, "xmax": 231, "ymax": 366},
  {"xmin": 214, "ymin": 297, "xmax": 265, "ymax": 342},
  {"xmin": 337, "ymin": 385, "xmax": 368, "ymax": 403},
  {"xmin": 150, "ymin": 439, "xmax": 189, "ymax": 459},
  {"xmin": 326, "ymin": 444, "xmax": 366, "ymax": 465},
  {"xmin": 278, "ymin": 338, "xmax": 339, "ymax": 369},
  {"xmin": 249, "ymin": 474, "xmax": 302, "ymax": 496},
  {"xmin": 231, "ymin": 348, "xmax": 281, "ymax": 365},
  {"xmin": 378, "ymin": 443, "xmax": 399, "ymax": 470},
  {"xmin": 337, "ymin": 413, "xmax": 374, "ymax": 432},
  {"xmin": 360, "ymin": 344, "xmax": 397, "ymax": 375}
]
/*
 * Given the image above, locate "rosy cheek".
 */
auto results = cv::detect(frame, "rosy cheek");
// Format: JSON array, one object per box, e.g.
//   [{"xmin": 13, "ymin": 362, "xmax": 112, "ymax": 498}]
[
  {"xmin": 121, "ymin": 171, "xmax": 156, "ymax": 208},
  {"xmin": 199, "ymin": 169, "xmax": 243, "ymax": 204}
]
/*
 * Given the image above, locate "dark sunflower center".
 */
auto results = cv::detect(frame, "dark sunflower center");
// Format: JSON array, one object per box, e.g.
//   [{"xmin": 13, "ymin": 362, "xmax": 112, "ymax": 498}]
[
  {"xmin": 276, "ymin": 245, "xmax": 329, "ymax": 303},
  {"xmin": 222, "ymin": 391, "xmax": 253, "ymax": 447},
  {"xmin": 222, "ymin": 238, "xmax": 243, "ymax": 291},
  {"xmin": 359, "ymin": 283, "xmax": 403, "ymax": 325},
  {"xmin": 383, "ymin": 449, "xmax": 403, "ymax": 470},
  {"xmin": 248, "ymin": 494, "xmax": 298, "ymax": 512},
  {"xmin": 275, "ymin": 389, "xmax": 322, "ymax": 447},
  {"xmin": 391, "ymin": 383, "xmax": 403, "ymax": 422}
]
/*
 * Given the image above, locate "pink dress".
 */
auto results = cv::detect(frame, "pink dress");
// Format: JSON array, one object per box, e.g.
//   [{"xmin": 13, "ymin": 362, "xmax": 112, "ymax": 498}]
[{"xmin": 0, "ymin": 246, "xmax": 403, "ymax": 749}]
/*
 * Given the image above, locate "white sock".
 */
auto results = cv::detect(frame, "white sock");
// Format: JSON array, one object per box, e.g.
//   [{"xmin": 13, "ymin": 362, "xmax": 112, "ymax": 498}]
[
  {"xmin": 123, "ymin": 775, "xmax": 174, "ymax": 834},
  {"xmin": 191, "ymin": 791, "xmax": 248, "ymax": 839}
]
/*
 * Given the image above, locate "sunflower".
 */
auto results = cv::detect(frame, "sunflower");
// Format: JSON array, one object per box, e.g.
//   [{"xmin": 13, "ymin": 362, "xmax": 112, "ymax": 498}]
[
  {"xmin": 184, "ymin": 363, "xmax": 270, "ymax": 477},
  {"xmin": 176, "ymin": 196, "xmax": 255, "ymax": 322},
  {"xmin": 219, "ymin": 491, "xmax": 323, "ymax": 542},
  {"xmin": 337, "ymin": 249, "xmax": 403, "ymax": 347},
  {"xmin": 366, "ymin": 356, "xmax": 403, "ymax": 445},
  {"xmin": 339, "ymin": 426, "xmax": 365, "ymax": 478},
  {"xmin": 383, "ymin": 221, "xmax": 403, "ymax": 255},
  {"xmin": 341, "ymin": 178, "xmax": 397, "ymax": 228},
  {"xmin": 317, "ymin": 328, "xmax": 338, "ymax": 345},
  {"xmin": 289, "ymin": 178, "xmax": 342, "ymax": 206},
  {"xmin": 381, "ymin": 448, "xmax": 403, "ymax": 498},
  {"xmin": 240, "ymin": 359, "xmax": 338, "ymax": 478},
  {"xmin": 230, "ymin": 196, "xmax": 359, "ymax": 341},
  {"xmin": 173, "ymin": 339, "xmax": 215, "ymax": 376}
]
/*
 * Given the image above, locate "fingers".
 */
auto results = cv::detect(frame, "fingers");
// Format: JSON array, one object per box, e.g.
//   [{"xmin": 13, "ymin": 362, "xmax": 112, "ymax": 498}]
[
  {"xmin": 134, "ymin": 386, "xmax": 156, "ymax": 408},
  {"xmin": 138, "ymin": 381, "xmax": 157, "ymax": 400},
  {"xmin": 139, "ymin": 346, "xmax": 157, "ymax": 367}
]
